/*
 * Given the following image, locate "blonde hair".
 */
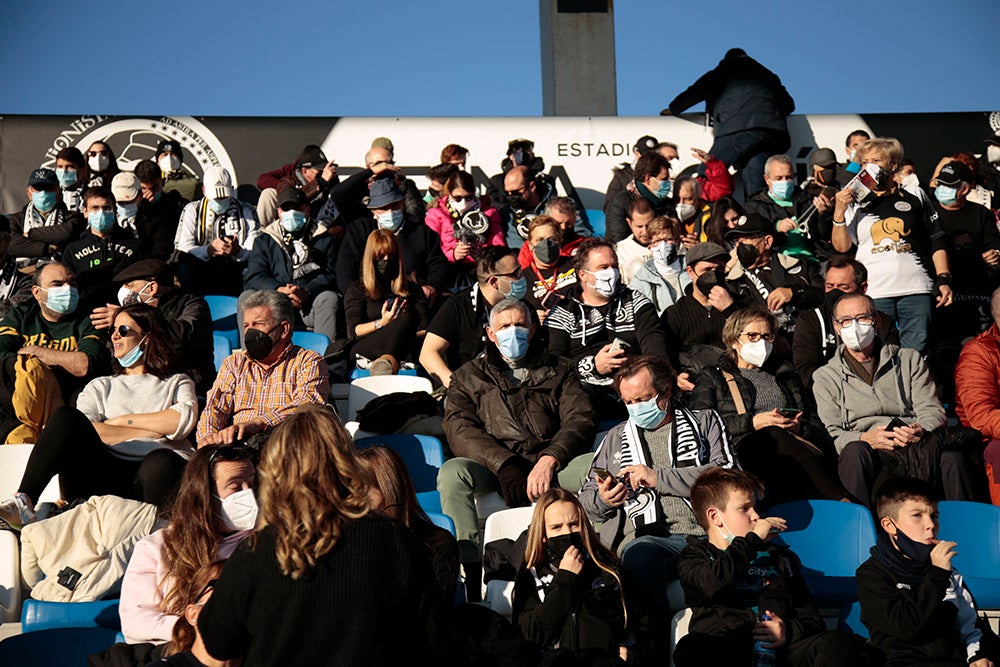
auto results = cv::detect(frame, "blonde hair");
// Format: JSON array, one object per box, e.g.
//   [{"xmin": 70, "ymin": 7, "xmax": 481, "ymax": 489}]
[
  {"xmin": 361, "ymin": 229, "xmax": 407, "ymax": 300},
  {"xmin": 857, "ymin": 137, "xmax": 904, "ymax": 171},
  {"xmin": 647, "ymin": 215, "xmax": 683, "ymax": 240},
  {"xmin": 257, "ymin": 405, "xmax": 370, "ymax": 580},
  {"xmin": 527, "ymin": 214, "xmax": 562, "ymax": 243}
]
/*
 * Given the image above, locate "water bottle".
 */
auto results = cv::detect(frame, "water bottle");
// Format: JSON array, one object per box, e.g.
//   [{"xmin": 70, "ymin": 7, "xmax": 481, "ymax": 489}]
[{"xmin": 752, "ymin": 612, "xmax": 776, "ymax": 667}]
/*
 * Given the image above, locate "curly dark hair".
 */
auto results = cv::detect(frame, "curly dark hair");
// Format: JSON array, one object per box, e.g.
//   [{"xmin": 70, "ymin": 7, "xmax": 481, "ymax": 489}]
[{"xmin": 111, "ymin": 303, "xmax": 179, "ymax": 379}]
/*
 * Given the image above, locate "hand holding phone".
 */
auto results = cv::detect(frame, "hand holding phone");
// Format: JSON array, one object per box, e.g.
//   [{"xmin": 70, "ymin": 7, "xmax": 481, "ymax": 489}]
[
  {"xmin": 887, "ymin": 417, "xmax": 907, "ymax": 432},
  {"xmin": 777, "ymin": 408, "xmax": 801, "ymax": 419}
]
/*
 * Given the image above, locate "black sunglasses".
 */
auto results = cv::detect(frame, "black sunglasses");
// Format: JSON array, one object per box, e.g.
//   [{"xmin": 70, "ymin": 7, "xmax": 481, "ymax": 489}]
[
  {"xmin": 113, "ymin": 324, "xmax": 141, "ymax": 338},
  {"xmin": 208, "ymin": 445, "xmax": 252, "ymax": 465},
  {"xmin": 195, "ymin": 578, "xmax": 218, "ymax": 602}
]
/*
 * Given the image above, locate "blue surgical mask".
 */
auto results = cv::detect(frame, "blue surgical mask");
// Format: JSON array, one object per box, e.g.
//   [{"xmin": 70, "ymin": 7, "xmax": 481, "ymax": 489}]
[
  {"xmin": 280, "ymin": 210, "xmax": 308, "ymax": 233},
  {"xmin": 88, "ymin": 210, "xmax": 115, "ymax": 233},
  {"xmin": 770, "ymin": 180, "xmax": 795, "ymax": 200},
  {"xmin": 377, "ymin": 208, "xmax": 404, "ymax": 232},
  {"xmin": 501, "ymin": 275, "xmax": 528, "ymax": 300},
  {"xmin": 118, "ymin": 335, "xmax": 148, "ymax": 368},
  {"xmin": 495, "ymin": 325, "xmax": 530, "ymax": 361},
  {"xmin": 32, "ymin": 190, "xmax": 58, "ymax": 213},
  {"xmin": 209, "ymin": 198, "xmax": 230, "ymax": 214},
  {"xmin": 43, "ymin": 284, "xmax": 79, "ymax": 315},
  {"xmin": 654, "ymin": 179, "xmax": 672, "ymax": 199},
  {"xmin": 55, "ymin": 168, "xmax": 78, "ymax": 188},
  {"xmin": 116, "ymin": 202, "xmax": 139, "ymax": 220},
  {"xmin": 934, "ymin": 185, "xmax": 958, "ymax": 206},
  {"xmin": 627, "ymin": 395, "xmax": 668, "ymax": 430}
]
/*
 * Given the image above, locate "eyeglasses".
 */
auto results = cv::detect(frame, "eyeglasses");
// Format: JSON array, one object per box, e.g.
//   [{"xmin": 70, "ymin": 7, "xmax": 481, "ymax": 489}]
[
  {"xmin": 492, "ymin": 269, "xmax": 519, "ymax": 279},
  {"xmin": 87, "ymin": 150, "xmax": 109, "ymax": 157},
  {"xmin": 113, "ymin": 324, "xmax": 141, "ymax": 338},
  {"xmin": 195, "ymin": 578, "xmax": 218, "ymax": 603},
  {"xmin": 505, "ymin": 186, "xmax": 527, "ymax": 197},
  {"xmin": 451, "ymin": 195, "xmax": 477, "ymax": 203},
  {"xmin": 208, "ymin": 445, "xmax": 252, "ymax": 466},
  {"xmin": 740, "ymin": 331, "xmax": 775, "ymax": 343},
  {"xmin": 834, "ymin": 314, "xmax": 876, "ymax": 327}
]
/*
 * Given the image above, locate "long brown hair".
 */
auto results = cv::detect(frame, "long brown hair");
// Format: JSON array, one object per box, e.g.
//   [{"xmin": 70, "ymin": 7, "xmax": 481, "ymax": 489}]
[
  {"xmin": 257, "ymin": 405, "xmax": 370, "ymax": 580},
  {"xmin": 358, "ymin": 446, "xmax": 430, "ymax": 529},
  {"xmin": 161, "ymin": 561, "xmax": 224, "ymax": 657},
  {"xmin": 158, "ymin": 446, "xmax": 252, "ymax": 616},
  {"xmin": 361, "ymin": 229, "xmax": 407, "ymax": 300},
  {"xmin": 112, "ymin": 303, "xmax": 178, "ymax": 379}
]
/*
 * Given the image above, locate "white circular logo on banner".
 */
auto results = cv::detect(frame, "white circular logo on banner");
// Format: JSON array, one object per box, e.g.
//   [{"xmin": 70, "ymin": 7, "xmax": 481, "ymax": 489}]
[{"xmin": 42, "ymin": 115, "xmax": 237, "ymax": 184}]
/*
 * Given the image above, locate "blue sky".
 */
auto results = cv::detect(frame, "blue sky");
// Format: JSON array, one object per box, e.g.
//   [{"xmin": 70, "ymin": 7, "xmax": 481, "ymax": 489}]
[{"xmin": 0, "ymin": 0, "xmax": 997, "ymax": 117}]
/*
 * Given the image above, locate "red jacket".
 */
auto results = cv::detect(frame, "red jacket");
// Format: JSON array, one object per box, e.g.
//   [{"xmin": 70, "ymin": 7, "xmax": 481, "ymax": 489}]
[{"xmin": 955, "ymin": 324, "xmax": 1000, "ymax": 440}]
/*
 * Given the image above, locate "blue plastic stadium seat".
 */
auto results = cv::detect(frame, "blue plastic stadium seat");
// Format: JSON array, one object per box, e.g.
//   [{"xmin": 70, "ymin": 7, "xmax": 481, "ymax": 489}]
[
  {"xmin": 937, "ymin": 500, "xmax": 1000, "ymax": 608},
  {"xmin": 21, "ymin": 598, "xmax": 121, "ymax": 633},
  {"xmin": 768, "ymin": 500, "xmax": 877, "ymax": 607},
  {"xmin": 585, "ymin": 209, "xmax": 606, "ymax": 237},
  {"xmin": 837, "ymin": 601, "xmax": 869, "ymax": 639},
  {"xmin": 213, "ymin": 332, "xmax": 232, "ymax": 371},
  {"xmin": 205, "ymin": 295, "xmax": 240, "ymax": 348},
  {"xmin": 291, "ymin": 330, "xmax": 330, "ymax": 356},
  {"xmin": 355, "ymin": 434, "xmax": 445, "ymax": 514},
  {"xmin": 0, "ymin": 627, "xmax": 120, "ymax": 666},
  {"xmin": 350, "ymin": 367, "xmax": 418, "ymax": 379},
  {"xmin": 427, "ymin": 512, "xmax": 456, "ymax": 537}
]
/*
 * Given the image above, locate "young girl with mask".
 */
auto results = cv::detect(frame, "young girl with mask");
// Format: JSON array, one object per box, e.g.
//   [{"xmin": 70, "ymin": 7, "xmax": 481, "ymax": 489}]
[
  {"xmin": 424, "ymin": 170, "xmax": 503, "ymax": 269},
  {"xmin": 343, "ymin": 229, "xmax": 429, "ymax": 374},
  {"xmin": 628, "ymin": 215, "xmax": 691, "ymax": 316},
  {"xmin": 0, "ymin": 304, "xmax": 197, "ymax": 532},
  {"xmin": 84, "ymin": 140, "xmax": 120, "ymax": 187},
  {"xmin": 120, "ymin": 445, "xmax": 257, "ymax": 648},
  {"xmin": 513, "ymin": 488, "xmax": 629, "ymax": 665},
  {"xmin": 689, "ymin": 308, "xmax": 848, "ymax": 507}
]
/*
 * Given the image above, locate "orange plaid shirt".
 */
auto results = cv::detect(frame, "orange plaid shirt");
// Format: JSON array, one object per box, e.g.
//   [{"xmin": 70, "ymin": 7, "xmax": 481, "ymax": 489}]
[{"xmin": 196, "ymin": 343, "xmax": 329, "ymax": 441}]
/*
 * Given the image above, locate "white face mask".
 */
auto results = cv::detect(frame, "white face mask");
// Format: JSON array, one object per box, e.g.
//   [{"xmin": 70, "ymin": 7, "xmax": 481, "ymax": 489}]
[
  {"xmin": 587, "ymin": 267, "xmax": 619, "ymax": 297},
  {"xmin": 449, "ymin": 196, "xmax": 477, "ymax": 214},
  {"xmin": 988, "ymin": 145, "xmax": 1000, "ymax": 165},
  {"xmin": 900, "ymin": 172, "xmax": 920, "ymax": 190},
  {"xmin": 839, "ymin": 321, "xmax": 876, "ymax": 351},
  {"xmin": 217, "ymin": 488, "xmax": 258, "ymax": 532},
  {"xmin": 676, "ymin": 203, "xmax": 697, "ymax": 221},
  {"xmin": 738, "ymin": 339, "xmax": 773, "ymax": 367},
  {"xmin": 159, "ymin": 154, "xmax": 181, "ymax": 173},
  {"xmin": 88, "ymin": 154, "xmax": 110, "ymax": 173}
]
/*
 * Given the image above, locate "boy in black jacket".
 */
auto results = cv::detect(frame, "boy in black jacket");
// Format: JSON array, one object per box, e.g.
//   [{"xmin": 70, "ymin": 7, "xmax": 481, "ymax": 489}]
[
  {"xmin": 674, "ymin": 468, "xmax": 860, "ymax": 666},
  {"xmin": 857, "ymin": 477, "xmax": 997, "ymax": 667}
]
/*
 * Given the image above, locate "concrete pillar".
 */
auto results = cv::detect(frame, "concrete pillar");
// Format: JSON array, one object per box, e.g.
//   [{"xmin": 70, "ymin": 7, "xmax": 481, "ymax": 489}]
[{"xmin": 539, "ymin": 0, "xmax": 617, "ymax": 116}]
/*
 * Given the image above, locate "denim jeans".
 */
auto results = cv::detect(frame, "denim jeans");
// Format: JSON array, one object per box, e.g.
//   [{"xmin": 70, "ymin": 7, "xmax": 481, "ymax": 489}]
[
  {"xmin": 620, "ymin": 533, "xmax": 689, "ymax": 622},
  {"xmin": 697, "ymin": 128, "xmax": 790, "ymax": 197},
  {"xmin": 873, "ymin": 293, "xmax": 931, "ymax": 353}
]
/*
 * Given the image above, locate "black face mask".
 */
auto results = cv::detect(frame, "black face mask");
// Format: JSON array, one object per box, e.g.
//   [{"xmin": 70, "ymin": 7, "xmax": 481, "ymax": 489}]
[
  {"xmin": 825, "ymin": 288, "xmax": 848, "ymax": 311},
  {"xmin": 545, "ymin": 532, "xmax": 584, "ymax": 565},
  {"xmin": 244, "ymin": 323, "xmax": 282, "ymax": 361},
  {"xmin": 376, "ymin": 258, "xmax": 400, "ymax": 280},
  {"xmin": 736, "ymin": 242, "xmax": 760, "ymax": 268},
  {"xmin": 890, "ymin": 521, "xmax": 935, "ymax": 564},
  {"xmin": 695, "ymin": 268, "xmax": 728, "ymax": 297},
  {"xmin": 507, "ymin": 192, "xmax": 525, "ymax": 208},
  {"xmin": 819, "ymin": 167, "xmax": 836, "ymax": 186},
  {"xmin": 533, "ymin": 238, "xmax": 560, "ymax": 265}
]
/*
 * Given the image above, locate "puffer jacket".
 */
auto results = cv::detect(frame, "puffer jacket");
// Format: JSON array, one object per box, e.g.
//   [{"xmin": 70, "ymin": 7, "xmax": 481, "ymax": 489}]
[
  {"xmin": 955, "ymin": 323, "xmax": 1000, "ymax": 440},
  {"xmin": 628, "ymin": 256, "xmax": 691, "ymax": 317},
  {"xmin": 689, "ymin": 353, "xmax": 828, "ymax": 446},
  {"xmin": 424, "ymin": 198, "xmax": 504, "ymax": 265},
  {"xmin": 443, "ymin": 342, "xmax": 595, "ymax": 474},
  {"xmin": 21, "ymin": 495, "xmax": 157, "ymax": 602}
]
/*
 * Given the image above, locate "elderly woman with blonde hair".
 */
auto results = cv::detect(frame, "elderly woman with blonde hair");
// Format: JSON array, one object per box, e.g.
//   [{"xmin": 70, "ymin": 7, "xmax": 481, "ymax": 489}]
[{"xmin": 197, "ymin": 405, "xmax": 445, "ymax": 665}]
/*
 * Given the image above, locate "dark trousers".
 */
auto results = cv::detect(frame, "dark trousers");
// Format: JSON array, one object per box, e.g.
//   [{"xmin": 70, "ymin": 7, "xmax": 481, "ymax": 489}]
[
  {"xmin": 19, "ymin": 405, "xmax": 187, "ymax": 508},
  {"xmin": 350, "ymin": 307, "xmax": 421, "ymax": 363},
  {"xmin": 838, "ymin": 439, "xmax": 979, "ymax": 508},
  {"xmin": 699, "ymin": 128, "xmax": 791, "ymax": 197},
  {"xmin": 737, "ymin": 426, "xmax": 848, "ymax": 507},
  {"xmin": 674, "ymin": 630, "xmax": 861, "ymax": 667},
  {"xmin": 174, "ymin": 253, "xmax": 245, "ymax": 297}
]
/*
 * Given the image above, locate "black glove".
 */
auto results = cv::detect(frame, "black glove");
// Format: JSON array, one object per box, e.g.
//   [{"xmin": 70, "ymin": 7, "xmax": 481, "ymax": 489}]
[{"xmin": 496, "ymin": 458, "xmax": 532, "ymax": 507}]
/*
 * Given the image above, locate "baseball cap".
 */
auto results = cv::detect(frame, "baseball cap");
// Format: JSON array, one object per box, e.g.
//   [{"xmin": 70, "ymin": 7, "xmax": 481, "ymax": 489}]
[
  {"xmin": 371, "ymin": 137, "xmax": 394, "ymax": 154},
  {"xmin": 28, "ymin": 168, "xmax": 58, "ymax": 188},
  {"xmin": 808, "ymin": 148, "xmax": 837, "ymax": 170},
  {"xmin": 635, "ymin": 135, "xmax": 659, "ymax": 154},
  {"xmin": 936, "ymin": 161, "xmax": 973, "ymax": 186},
  {"xmin": 155, "ymin": 139, "xmax": 184, "ymax": 161},
  {"xmin": 111, "ymin": 172, "xmax": 141, "ymax": 202},
  {"xmin": 277, "ymin": 187, "xmax": 307, "ymax": 210},
  {"xmin": 296, "ymin": 145, "xmax": 328, "ymax": 169},
  {"xmin": 203, "ymin": 166, "xmax": 234, "ymax": 199},
  {"xmin": 724, "ymin": 213, "xmax": 770, "ymax": 240}
]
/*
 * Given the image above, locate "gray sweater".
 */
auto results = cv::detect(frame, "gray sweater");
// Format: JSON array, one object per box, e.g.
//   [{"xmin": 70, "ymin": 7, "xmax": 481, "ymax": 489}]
[
  {"xmin": 76, "ymin": 373, "xmax": 198, "ymax": 460},
  {"xmin": 812, "ymin": 343, "xmax": 945, "ymax": 454}
]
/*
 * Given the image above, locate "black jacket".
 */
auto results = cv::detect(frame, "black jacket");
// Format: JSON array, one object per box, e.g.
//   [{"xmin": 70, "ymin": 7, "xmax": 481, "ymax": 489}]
[
  {"xmin": 668, "ymin": 50, "xmax": 795, "ymax": 138},
  {"xmin": 856, "ymin": 555, "xmax": 988, "ymax": 665},
  {"xmin": 744, "ymin": 186, "xmax": 825, "ymax": 255},
  {"xmin": 443, "ymin": 342, "xmax": 595, "ymax": 474},
  {"xmin": 336, "ymin": 216, "xmax": 449, "ymax": 294},
  {"xmin": 157, "ymin": 290, "xmax": 216, "ymax": 395},
  {"xmin": 689, "ymin": 354, "xmax": 827, "ymax": 445},
  {"xmin": 605, "ymin": 183, "xmax": 675, "ymax": 243},
  {"xmin": 486, "ymin": 155, "xmax": 549, "ymax": 210},
  {"xmin": 244, "ymin": 221, "xmax": 339, "ymax": 295},
  {"xmin": 512, "ymin": 560, "xmax": 626, "ymax": 658},
  {"xmin": 603, "ymin": 163, "xmax": 633, "ymax": 213},
  {"xmin": 135, "ymin": 190, "xmax": 185, "ymax": 261},
  {"xmin": 662, "ymin": 286, "xmax": 745, "ymax": 369},
  {"xmin": 63, "ymin": 230, "xmax": 143, "ymax": 310},
  {"xmin": 679, "ymin": 533, "xmax": 824, "ymax": 645},
  {"xmin": 728, "ymin": 253, "xmax": 824, "ymax": 326},
  {"xmin": 6, "ymin": 204, "xmax": 84, "ymax": 260},
  {"xmin": 330, "ymin": 169, "xmax": 426, "ymax": 227}
]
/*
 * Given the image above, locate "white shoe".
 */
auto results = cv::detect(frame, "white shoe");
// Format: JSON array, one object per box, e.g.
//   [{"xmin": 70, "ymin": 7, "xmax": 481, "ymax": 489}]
[{"xmin": 0, "ymin": 492, "xmax": 36, "ymax": 532}]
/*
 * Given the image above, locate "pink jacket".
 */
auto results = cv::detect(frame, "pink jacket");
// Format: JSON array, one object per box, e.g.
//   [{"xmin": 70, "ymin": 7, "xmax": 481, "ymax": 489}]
[
  {"xmin": 424, "ymin": 197, "xmax": 504, "ymax": 264},
  {"xmin": 119, "ymin": 528, "xmax": 250, "ymax": 644}
]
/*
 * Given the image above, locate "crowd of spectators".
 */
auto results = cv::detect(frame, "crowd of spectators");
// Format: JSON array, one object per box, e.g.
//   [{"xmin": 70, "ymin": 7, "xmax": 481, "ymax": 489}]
[{"xmin": 2, "ymin": 52, "xmax": 1000, "ymax": 663}]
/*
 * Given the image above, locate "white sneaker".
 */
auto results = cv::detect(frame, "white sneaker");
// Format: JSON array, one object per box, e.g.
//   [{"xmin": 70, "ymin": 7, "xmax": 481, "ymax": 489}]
[{"xmin": 0, "ymin": 492, "xmax": 36, "ymax": 532}]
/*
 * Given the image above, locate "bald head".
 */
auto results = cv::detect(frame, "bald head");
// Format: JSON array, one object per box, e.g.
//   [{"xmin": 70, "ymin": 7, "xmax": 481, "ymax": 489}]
[
  {"xmin": 365, "ymin": 147, "xmax": 392, "ymax": 168},
  {"xmin": 504, "ymin": 166, "xmax": 530, "ymax": 191}
]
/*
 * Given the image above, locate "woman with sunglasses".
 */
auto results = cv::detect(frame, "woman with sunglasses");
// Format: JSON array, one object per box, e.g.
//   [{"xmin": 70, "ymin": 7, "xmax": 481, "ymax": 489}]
[
  {"xmin": 689, "ymin": 308, "xmax": 848, "ymax": 506},
  {"xmin": 84, "ymin": 140, "xmax": 121, "ymax": 187},
  {"xmin": 424, "ymin": 170, "xmax": 503, "ymax": 273},
  {"xmin": 120, "ymin": 445, "xmax": 256, "ymax": 647},
  {"xmin": 0, "ymin": 304, "xmax": 197, "ymax": 532}
]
